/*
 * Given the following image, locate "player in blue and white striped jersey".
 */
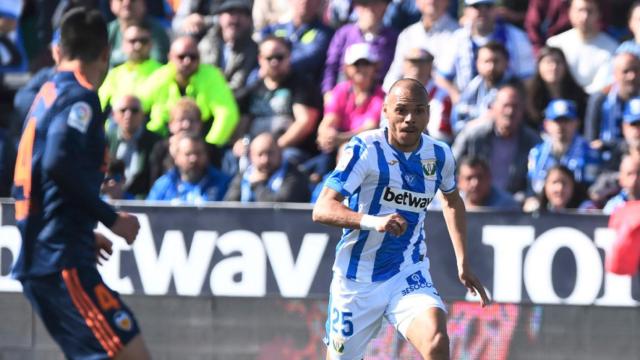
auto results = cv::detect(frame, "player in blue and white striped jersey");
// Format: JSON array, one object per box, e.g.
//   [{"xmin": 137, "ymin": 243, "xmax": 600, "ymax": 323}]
[{"xmin": 313, "ymin": 79, "xmax": 490, "ymax": 360}]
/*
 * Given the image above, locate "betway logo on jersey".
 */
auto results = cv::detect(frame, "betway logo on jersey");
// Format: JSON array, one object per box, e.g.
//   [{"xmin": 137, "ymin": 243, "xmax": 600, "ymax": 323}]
[{"xmin": 381, "ymin": 187, "xmax": 431, "ymax": 212}]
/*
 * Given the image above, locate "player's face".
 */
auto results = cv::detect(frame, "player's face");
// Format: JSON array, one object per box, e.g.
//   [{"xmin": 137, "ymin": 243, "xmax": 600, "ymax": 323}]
[{"xmin": 383, "ymin": 86, "xmax": 429, "ymax": 152}]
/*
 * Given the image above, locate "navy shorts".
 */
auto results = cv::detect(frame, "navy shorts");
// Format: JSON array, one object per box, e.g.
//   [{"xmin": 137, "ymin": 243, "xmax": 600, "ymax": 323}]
[{"xmin": 21, "ymin": 267, "xmax": 141, "ymax": 360}]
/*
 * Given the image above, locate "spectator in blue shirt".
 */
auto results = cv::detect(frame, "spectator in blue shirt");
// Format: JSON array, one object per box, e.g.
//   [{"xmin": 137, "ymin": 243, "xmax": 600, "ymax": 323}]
[
  {"xmin": 147, "ymin": 132, "xmax": 230, "ymax": 203},
  {"xmin": 456, "ymin": 155, "xmax": 520, "ymax": 210},
  {"xmin": 260, "ymin": 0, "xmax": 334, "ymax": 82},
  {"xmin": 527, "ymin": 99, "xmax": 601, "ymax": 202},
  {"xmin": 603, "ymin": 154, "xmax": 640, "ymax": 214}
]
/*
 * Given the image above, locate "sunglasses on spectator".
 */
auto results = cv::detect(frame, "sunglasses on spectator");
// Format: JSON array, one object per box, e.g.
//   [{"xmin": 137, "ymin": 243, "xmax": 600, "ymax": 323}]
[
  {"xmin": 117, "ymin": 107, "xmax": 141, "ymax": 114},
  {"xmin": 264, "ymin": 53, "xmax": 287, "ymax": 62},
  {"xmin": 176, "ymin": 53, "xmax": 199, "ymax": 61},
  {"xmin": 127, "ymin": 37, "xmax": 150, "ymax": 45}
]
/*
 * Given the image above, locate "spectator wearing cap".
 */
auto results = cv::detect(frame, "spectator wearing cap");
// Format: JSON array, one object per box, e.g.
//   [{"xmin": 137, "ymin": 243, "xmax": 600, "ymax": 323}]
[
  {"xmin": 141, "ymin": 36, "xmax": 240, "ymax": 148},
  {"xmin": 321, "ymin": 0, "xmax": 398, "ymax": 96},
  {"xmin": 584, "ymin": 52, "xmax": 640, "ymax": 150},
  {"xmin": 260, "ymin": 0, "xmax": 333, "ymax": 83},
  {"xmin": 198, "ymin": 0, "xmax": 258, "ymax": 102},
  {"xmin": 436, "ymin": 0, "xmax": 534, "ymax": 103},
  {"xmin": 99, "ymin": 22, "xmax": 162, "ymax": 111},
  {"xmin": 452, "ymin": 41, "xmax": 515, "ymax": 134},
  {"xmin": 546, "ymin": 0, "xmax": 617, "ymax": 94},
  {"xmin": 527, "ymin": 99, "xmax": 600, "ymax": 200},
  {"xmin": 392, "ymin": 47, "xmax": 453, "ymax": 143},
  {"xmin": 107, "ymin": 0, "xmax": 170, "ymax": 68},
  {"xmin": 309, "ymin": 43, "xmax": 385, "ymax": 183},
  {"xmin": 105, "ymin": 95, "xmax": 162, "ymax": 198},
  {"xmin": 383, "ymin": 0, "xmax": 459, "ymax": 91}
]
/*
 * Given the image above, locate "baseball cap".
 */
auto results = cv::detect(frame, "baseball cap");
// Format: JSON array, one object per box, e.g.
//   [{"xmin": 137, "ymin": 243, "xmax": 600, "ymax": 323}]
[
  {"xmin": 215, "ymin": 0, "xmax": 252, "ymax": 14},
  {"xmin": 623, "ymin": 97, "xmax": 640, "ymax": 124},
  {"xmin": 465, "ymin": 0, "xmax": 496, "ymax": 6},
  {"xmin": 544, "ymin": 99, "xmax": 578, "ymax": 121},
  {"xmin": 344, "ymin": 43, "xmax": 379, "ymax": 65}
]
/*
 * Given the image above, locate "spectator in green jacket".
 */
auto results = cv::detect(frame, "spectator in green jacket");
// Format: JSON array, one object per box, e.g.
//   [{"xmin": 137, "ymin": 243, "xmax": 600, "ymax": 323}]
[
  {"xmin": 99, "ymin": 21, "xmax": 162, "ymax": 111},
  {"xmin": 107, "ymin": 0, "xmax": 170, "ymax": 68},
  {"xmin": 141, "ymin": 35, "xmax": 240, "ymax": 147}
]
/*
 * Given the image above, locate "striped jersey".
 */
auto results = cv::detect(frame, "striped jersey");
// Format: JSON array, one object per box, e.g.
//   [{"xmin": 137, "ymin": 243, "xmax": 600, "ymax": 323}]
[{"xmin": 324, "ymin": 128, "xmax": 457, "ymax": 283}]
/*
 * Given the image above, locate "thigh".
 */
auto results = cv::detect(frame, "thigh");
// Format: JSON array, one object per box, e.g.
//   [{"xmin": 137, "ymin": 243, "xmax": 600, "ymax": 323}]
[
  {"xmin": 385, "ymin": 265, "xmax": 447, "ymax": 338},
  {"xmin": 324, "ymin": 275, "xmax": 387, "ymax": 360},
  {"xmin": 22, "ymin": 268, "xmax": 141, "ymax": 360}
]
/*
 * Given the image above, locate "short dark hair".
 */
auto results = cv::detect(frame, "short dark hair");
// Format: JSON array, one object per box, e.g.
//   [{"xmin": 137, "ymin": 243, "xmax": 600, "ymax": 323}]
[
  {"xmin": 478, "ymin": 41, "xmax": 510, "ymax": 61},
  {"xmin": 458, "ymin": 156, "xmax": 491, "ymax": 174},
  {"xmin": 59, "ymin": 7, "xmax": 108, "ymax": 62},
  {"xmin": 259, "ymin": 35, "xmax": 292, "ymax": 53}
]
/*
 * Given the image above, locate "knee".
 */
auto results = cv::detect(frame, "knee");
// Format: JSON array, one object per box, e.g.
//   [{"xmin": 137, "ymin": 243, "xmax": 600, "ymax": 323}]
[{"xmin": 424, "ymin": 331, "xmax": 449, "ymax": 359}]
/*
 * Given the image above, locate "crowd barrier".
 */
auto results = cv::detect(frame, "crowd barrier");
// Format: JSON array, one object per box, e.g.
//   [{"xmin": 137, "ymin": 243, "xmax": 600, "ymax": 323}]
[{"xmin": 0, "ymin": 201, "xmax": 638, "ymax": 359}]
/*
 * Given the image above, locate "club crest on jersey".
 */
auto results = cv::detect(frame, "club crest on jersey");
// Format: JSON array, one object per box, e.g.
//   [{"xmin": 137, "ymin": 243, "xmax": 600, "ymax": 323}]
[
  {"xmin": 332, "ymin": 336, "xmax": 345, "ymax": 354},
  {"xmin": 113, "ymin": 310, "xmax": 133, "ymax": 331},
  {"xmin": 421, "ymin": 159, "xmax": 437, "ymax": 179},
  {"xmin": 67, "ymin": 101, "xmax": 92, "ymax": 133},
  {"xmin": 381, "ymin": 187, "xmax": 431, "ymax": 212}
]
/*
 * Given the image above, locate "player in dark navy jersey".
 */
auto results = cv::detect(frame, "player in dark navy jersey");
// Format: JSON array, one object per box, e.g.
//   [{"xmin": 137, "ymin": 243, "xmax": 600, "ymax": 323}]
[{"xmin": 12, "ymin": 8, "xmax": 151, "ymax": 360}]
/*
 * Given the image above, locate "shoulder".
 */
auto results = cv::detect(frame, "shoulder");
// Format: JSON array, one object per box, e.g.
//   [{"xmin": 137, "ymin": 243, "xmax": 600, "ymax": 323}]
[{"xmin": 546, "ymin": 29, "xmax": 573, "ymax": 44}]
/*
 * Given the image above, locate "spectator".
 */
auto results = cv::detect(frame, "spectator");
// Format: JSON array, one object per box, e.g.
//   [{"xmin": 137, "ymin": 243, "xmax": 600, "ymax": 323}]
[
  {"xmin": 452, "ymin": 83, "xmax": 542, "ymax": 198},
  {"xmin": 107, "ymin": 0, "xmax": 170, "ymax": 68},
  {"xmin": 546, "ymin": 0, "xmax": 618, "ymax": 94},
  {"xmin": 584, "ymin": 52, "xmax": 640, "ymax": 149},
  {"xmin": 148, "ymin": 97, "xmax": 212, "ymax": 183},
  {"xmin": 436, "ymin": 0, "xmax": 534, "ymax": 103},
  {"xmin": 525, "ymin": 46, "xmax": 588, "ymax": 130},
  {"xmin": 617, "ymin": 2, "xmax": 640, "ymax": 58},
  {"xmin": 147, "ymin": 132, "xmax": 230, "ymax": 203},
  {"xmin": 106, "ymin": 95, "xmax": 161, "ymax": 198},
  {"xmin": 603, "ymin": 154, "xmax": 640, "ymax": 213},
  {"xmin": 493, "ymin": 0, "xmax": 528, "ymax": 28},
  {"xmin": 198, "ymin": 0, "xmax": 258, "ymax": 102},
  {"xmin": 99, "ymin": 21, "xmax": 162, "ymax": 111},
  {"xmin": 171, "ymin": 0, "xmax": 217, "ymax": 37},
  {"xmin": 142, "ymin": 36, "xmax": 240, "ymax": 147},
  {"xmin": 310, "ymin": 43, "xmax": 385, "ymax": 184},
  {"xmin": 526, "ymin": 99, "xmax": 600, "ymax": 198},
  {"xmin": 457, "ymin": 155, "xmax": 520, "ymax": 210},
  {"xmin": 100, "ymin": 159, "xmax": 134, "ymax": 200},
  {"xmin": 526, "ymin": 164, "xmax": 588, "ymax": 212},
  {"xmin": 382, "ymin": 0, "xmax": 458, "ymax": 91},
  {"xmin": 382, "ymin": 0, "xmax": 421, "ymax": 31},
  {"xmin": 524, "ymin": 0, "xmax": 572, "ymax": 54},
  {"xmin": 0, "ymin": 127, "xmax": 15, "ymax": 197},
  {"xmin": 224, "ymin": 132, "xmax": 310, "ymax": 202},
  {"xmin": 322, "ymin": 0, "xmax": 398, "ymax": 95},
  {"xmin": 0, "ymin": 0, "xmax": 27, "ymax": 76},
  {"xmin": 398, "ymin": 47, "xmax": 453, "ymax": 143},
  {"xmin": 252, "ymin": 0, "xmax": 292, "ymax": 32},
  {"xmin": 236, "ymin": 36, "xmax": 321, "ymax": 165},
  {"xmin": 452, "ymin": 41, "xmax": 514, "ymax": 133},
  {"xmin": 260, "ymin": 0, "xmax": 333, "ymax": 82}
]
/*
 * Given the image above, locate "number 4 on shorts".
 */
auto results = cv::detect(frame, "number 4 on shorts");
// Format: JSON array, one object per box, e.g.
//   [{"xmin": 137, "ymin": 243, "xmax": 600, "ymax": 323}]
[{"xmin": 331, "ymin": 309, "xmax": 354, "ymax": 337}]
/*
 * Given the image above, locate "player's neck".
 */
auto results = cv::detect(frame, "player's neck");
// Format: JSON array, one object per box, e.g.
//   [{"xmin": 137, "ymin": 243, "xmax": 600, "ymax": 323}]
[{"xmin": 57, "ymin": 60, "xmax": 102, "ymax": 89}]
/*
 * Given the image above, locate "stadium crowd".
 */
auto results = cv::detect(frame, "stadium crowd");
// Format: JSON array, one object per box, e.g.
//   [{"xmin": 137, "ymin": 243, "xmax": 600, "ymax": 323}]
[{"xmin": 1, "ymin": 0, "xmax": 640, "ymax": 214}]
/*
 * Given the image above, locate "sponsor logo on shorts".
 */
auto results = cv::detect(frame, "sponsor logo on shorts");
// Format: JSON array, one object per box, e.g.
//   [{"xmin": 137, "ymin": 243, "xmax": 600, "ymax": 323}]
[
  {"xmin": 402, "ymin": 270, "xmax": 437, "ymax": 296},
  {"xmin": 381, "ymin": 187, "xmax": 431, "ymax": 213},
  {"xmin": 113, "ymin": 310, "xmax": 133, "ymax": 332}
]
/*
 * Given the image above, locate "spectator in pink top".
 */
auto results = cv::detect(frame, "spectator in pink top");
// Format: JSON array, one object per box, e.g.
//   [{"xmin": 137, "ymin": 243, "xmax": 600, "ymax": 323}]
[{"xmin": 305, "ymin": 42, "xmax": 385, "ymax": 183}]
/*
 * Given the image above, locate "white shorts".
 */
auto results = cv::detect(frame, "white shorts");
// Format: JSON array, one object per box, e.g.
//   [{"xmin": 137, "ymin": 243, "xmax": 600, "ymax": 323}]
[{"xmin": 324, "ymin": 260, "xmax": 446, "ymax": 360}]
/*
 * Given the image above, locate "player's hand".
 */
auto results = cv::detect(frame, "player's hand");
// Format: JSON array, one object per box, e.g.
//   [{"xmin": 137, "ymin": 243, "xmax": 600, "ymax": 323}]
[
  {"xmin": 458, "ymin": 262, "xmax": 491, "ymax": 307},
  {"xmin": 94, "ymin": 232, "xmax": 113, "ymax": 265},
  {"xmin": 110, "ymin": 212, "xmax": 140, "ymax": 245},
  {"xmin": 380, "ymin": 213, "xmax": 408, "ymax": 236}
]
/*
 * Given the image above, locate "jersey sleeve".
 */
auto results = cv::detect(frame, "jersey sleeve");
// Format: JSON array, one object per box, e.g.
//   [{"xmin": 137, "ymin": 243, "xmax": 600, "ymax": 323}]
[
  {"xmin": 42, "ymin": 94, "xmax": 118, "ymax": 227},
  {"xmin": 438, "ymin": 143, "xmax": 457, "ymax": 194},
  {"xmin": 324, "ymin": 136, "xmax": 370, "ymax": 197}
]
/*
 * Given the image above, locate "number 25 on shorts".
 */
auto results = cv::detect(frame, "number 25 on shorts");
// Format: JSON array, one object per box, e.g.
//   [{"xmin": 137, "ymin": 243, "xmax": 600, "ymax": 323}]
[{"xmin": 331, "ymin": 309, "xmax": 354, "ymax": 336}]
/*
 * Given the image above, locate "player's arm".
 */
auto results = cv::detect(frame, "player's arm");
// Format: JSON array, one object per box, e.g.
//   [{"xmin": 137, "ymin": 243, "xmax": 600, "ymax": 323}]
[
  {"xmin": 312, "ymin": 187, "xmax": 407, "ymax": 236},
  {"xmin": 439, "ymin": 189, "xmax": 490, "ymax": 307}
]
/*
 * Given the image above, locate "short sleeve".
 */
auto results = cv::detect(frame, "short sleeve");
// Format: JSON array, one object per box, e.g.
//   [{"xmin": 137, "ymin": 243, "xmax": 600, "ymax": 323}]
[
  {"xmin": 437, "ymin": 143, "xmax": 456, "ymax": 193},
  {"xmin": 324, "ymin": 136, "xmax": 370, "ymax": 197}
]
